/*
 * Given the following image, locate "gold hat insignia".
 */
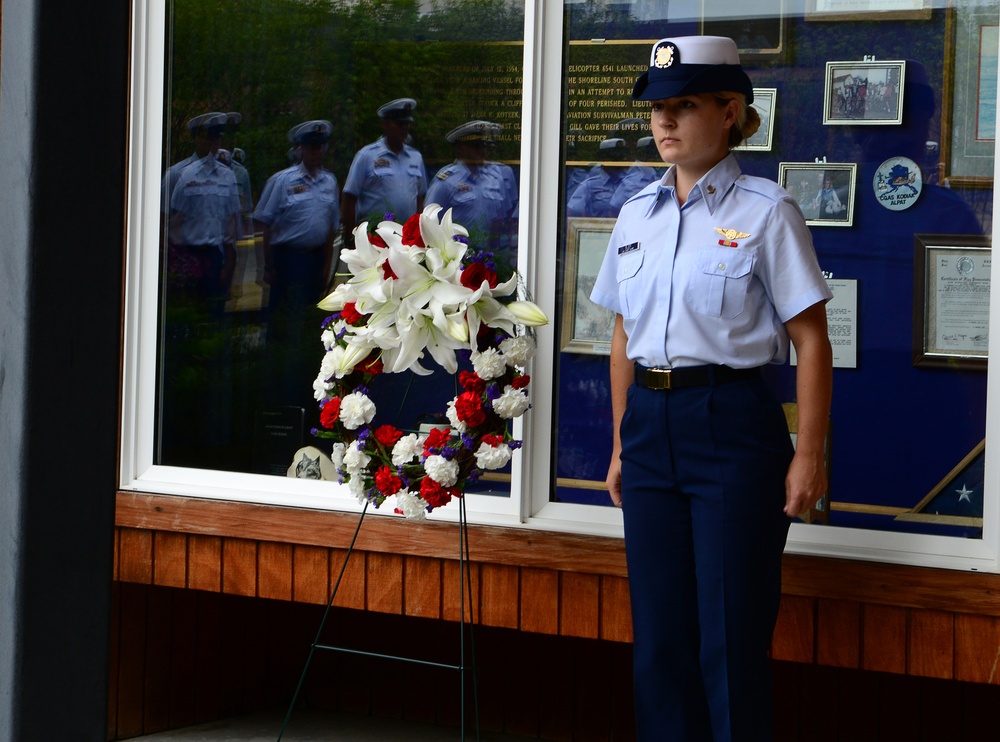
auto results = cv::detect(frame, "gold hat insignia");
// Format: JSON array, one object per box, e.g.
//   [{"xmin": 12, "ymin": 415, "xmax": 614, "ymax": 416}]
[{"xmin": 714, "ymin": 227, "xmax": 751, "ymax": 241}]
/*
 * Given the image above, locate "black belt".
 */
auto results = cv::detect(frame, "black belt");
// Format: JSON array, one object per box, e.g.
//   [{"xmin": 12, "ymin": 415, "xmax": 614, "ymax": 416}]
[{"xmin": 634, "ymin": 364, "xmax": 760, "ymax": 390}]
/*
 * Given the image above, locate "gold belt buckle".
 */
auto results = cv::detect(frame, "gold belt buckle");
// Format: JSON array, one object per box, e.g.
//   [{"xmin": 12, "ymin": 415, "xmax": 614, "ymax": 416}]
[{"xmin": 647, "ymin": 367, "xmax": 672, "ymax": 390}]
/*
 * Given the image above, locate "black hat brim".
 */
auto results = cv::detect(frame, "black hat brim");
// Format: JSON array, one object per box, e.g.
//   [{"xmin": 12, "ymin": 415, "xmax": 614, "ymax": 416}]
[{"xmin": 633, "ymin": 64, "xmax": 754, "ymax": 104}]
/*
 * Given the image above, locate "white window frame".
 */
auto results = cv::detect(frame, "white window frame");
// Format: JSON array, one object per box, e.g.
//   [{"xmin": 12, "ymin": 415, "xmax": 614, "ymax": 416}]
[{"xmin": 122, "ymin": 0, "xmax": 1000, "ymax": 568}]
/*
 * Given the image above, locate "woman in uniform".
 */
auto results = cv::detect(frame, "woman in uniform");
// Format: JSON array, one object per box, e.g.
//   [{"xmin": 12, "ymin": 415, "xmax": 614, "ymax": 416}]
[{"xmin": 589, "ymin": 36, "xmax": 833, "ymax": 741}]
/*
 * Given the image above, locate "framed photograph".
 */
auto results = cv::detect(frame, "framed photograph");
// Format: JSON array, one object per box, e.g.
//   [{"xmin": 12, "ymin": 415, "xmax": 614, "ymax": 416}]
[
  {"xmin": 562, "ymin": 218, "xmax": 617, "ymax": 355},
  {"xmin": 912, "ymin": 234, "xmax": 991, "ymax": 369},
  {"xmin": 806, "ymin": 0, "xmax": 930, "ymax": 22},
  {"xmin": 701, "ymin": 0, "xmax": 785, "ymax": 59},
  {"xmin": 941, "ymin": 6, "xmax": 998, "ymax": 187},
  {"xmin": 778, "ymin": 162, "xmax": 857, "ymax": 227},
  {"xmin": 734, "ymin": 88, "xmax": 777, "ymax": 152},
  {"xmin": 823, "ymin": 60, "xmax": 906, "ymax": 125}
]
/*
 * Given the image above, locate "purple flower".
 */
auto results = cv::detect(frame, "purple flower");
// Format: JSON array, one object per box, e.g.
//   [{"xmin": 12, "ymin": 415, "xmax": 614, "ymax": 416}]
[{"xmin": 486, "ymin": 384, "xmax": 501, "ymax": 400}]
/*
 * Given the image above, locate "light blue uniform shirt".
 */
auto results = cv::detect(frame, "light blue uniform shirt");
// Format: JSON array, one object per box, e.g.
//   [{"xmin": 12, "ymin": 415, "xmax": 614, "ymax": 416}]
[
  {"xmin": 567, "ymin": 166, "xmax": 625, "ymax": 218},
  {"xmin": 343, "ymin": 137, "xmax": 427, "ymax": 224},
  {"xmin": 609, "ymin": 162, "xmax": 661, "ymax": 216},
  {"xmin": 168, "ymin": 155, "xmax": 241, "ymax": 248},
  {"xmin": 160, "ymin": 153, "xmax": 198, "ymax": 213},
  {"xmin": 590, "ymin": 154, "xmax": 832, "ymax": 369},
  {"xmin": 426, "ymin": 160, "xmax": 505, "ymax": 229},
  {"xmin": 252, "ymin": 163, "xmax": 340, "ymax": 249}
]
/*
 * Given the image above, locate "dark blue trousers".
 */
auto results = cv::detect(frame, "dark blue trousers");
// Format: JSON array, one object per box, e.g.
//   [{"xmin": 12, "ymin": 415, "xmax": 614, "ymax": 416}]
[{"xmin": 620, "ymin": 377, "xmax": 792, "ymax": 742}]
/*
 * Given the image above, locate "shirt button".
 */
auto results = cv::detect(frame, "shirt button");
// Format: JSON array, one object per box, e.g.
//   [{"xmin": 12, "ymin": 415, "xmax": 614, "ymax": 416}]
[{"xmin": 718, "ymin": 262, "xmax": 726, "ymax": 270}]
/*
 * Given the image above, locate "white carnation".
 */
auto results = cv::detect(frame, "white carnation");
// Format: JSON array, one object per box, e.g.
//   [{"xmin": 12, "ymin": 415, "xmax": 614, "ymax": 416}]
[
  {"xmin": 491, "ymin": 387, "xmax": 530, "ymax": 419},
  {"xmin": 346, "ymin": 473, "xmax": 367, "ymax": 504},
  {"xmin": 391, "ymin": 434, "xmax": 423, "ymax": 467},
  {"xmin": 343, "ymin": 440, "xmax": 371, "ymax": 474},
  {"xmin": 313, "ymin": 374, "xmax": 335, "ymax": 402},
  {"xmin": 474, "ymin": 441, "xmax": 512, "ymax": 470},
  {"xmin": 445, "ymin": 399, "xmax": 468, "ymax": 433},
  {"xmin": 339, "ymin": 392, "xmax": 376, "ymax": 430},
  {"xmin": 330, "ymin": 442, "xmax": 346, "ymax": 472},
  {"xmin": 394, "ymin": 489, "xmax": 427, "ymax": 520},
  {"xmin": 319, "ymin": 346, "xmax": 346, "ymax": 381},
  {"xmin": 424, "ymin": 454, "xmax": 459, "ymax": 487},
  {"xmin": 472, "ymin": 348, "xmax": 506, "ymax": 380},
  {"xmin": 499, "ymin": 335, "xmax": 536, "ymax": 367}
]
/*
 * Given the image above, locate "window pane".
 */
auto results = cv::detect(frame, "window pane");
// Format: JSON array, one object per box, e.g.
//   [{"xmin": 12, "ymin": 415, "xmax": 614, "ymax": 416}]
[
  {"xmin": 156, "ymin": 0, "xmax": 525, "ymax": 491},
  {"xmin": 552, "ymin": 0, "xmax": 995, "ymax": 541}
]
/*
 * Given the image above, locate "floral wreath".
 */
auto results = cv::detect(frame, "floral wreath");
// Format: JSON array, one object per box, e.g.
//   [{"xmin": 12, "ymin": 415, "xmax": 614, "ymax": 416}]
[{"xmin": 310, "ymin": 204, "xmax": 547, "ymax": 520}]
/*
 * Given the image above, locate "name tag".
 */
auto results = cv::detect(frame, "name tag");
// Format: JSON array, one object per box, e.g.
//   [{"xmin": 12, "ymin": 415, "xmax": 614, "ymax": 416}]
[{"xmin": 617, "ymin": 241, "xmax": 639, "ymax": 255}]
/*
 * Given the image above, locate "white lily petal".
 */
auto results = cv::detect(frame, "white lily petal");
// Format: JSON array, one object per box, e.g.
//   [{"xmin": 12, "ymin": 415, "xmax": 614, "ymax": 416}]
[{"xmin": 506, "ymin": 300, "xmax": 549, "ymax": 327}]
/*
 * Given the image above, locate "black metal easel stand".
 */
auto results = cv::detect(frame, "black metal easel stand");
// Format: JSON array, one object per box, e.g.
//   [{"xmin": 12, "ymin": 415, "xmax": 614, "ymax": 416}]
[{"xmin": 277, "ymin": 498, "xmax": 480, "ymax": 741}]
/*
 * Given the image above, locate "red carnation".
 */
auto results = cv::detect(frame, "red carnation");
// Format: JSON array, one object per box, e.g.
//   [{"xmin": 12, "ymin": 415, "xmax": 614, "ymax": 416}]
[
  {"xmin": 383, "ymin": 261, "xmax": 398, "ymax": 280},
  {"xmin": 511, "ymin": 375, "xmax": 531, "ymax": 390},
  {"xmin": 319, "ymin": 398, "xmax": 341, "ymax": 428},
  {"xmin": 369, "ymin": 233, "xmax": 388, "ymax": 248},
  {"xmin": 401, "ymin": 214, "xmax": 425, "ymax": 247},
  {"xmin": 481, "ymin": 433, "xmax": 504, "ymax": 447},
  {"xmin": 423, "ymin": 427, "xmax": 452, "ymax": 453},
  {"xmin": 459, "ymin": 370, "xmax": 486, "ymax": 395},
  {"xmin": 373, "ymin": 424, "xmax": 404, "ymax": 448},
  {"xmin": 460, "ymin": 262, "xmax": 498, "ymax": 290},
  {"xmin": 340, "ymin": 302, "xmax": 362, "ymax": 324},
  {"xmin": 454, "ymin": 391, "xmax": 486, "ymax": 427},
  {"xmin": 374, "ymin": 465, "xmax": 403, "ymax": 495},
  {"xmin": 420, "ymin": 477, "xmax": 456, "ymax": 508},
  {"xmin": 355, "ymin": 354, "xmax": 384, "ymax": 375}
]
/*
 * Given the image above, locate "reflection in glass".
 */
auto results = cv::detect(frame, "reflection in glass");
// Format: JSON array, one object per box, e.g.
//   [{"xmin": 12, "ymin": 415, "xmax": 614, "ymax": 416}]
[
  {"xmin": 156, "ymin": 0, "xmax": 525, "ymax": 489},
  {"xmin": 553, "ymin": 1, "xmax": 994, "ymax": 539}
]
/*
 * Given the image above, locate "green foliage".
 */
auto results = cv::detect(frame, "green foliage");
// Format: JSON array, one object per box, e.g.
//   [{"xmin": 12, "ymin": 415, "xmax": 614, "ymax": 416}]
[{"xmin": 167, "ymin": 0, "xmax": 526, "ymax": 195}]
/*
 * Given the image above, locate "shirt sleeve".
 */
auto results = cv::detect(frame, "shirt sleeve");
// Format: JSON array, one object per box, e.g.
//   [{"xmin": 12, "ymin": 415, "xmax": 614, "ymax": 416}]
[
  {"xmin": 758, "ymin": 197, "xmax": 833, "ymax": 322},
  {"xmin": 589, "ymin": 219, "xmax": 627, "ymax": 314},
  {"xmin": 342, "ymin": 150, "xmax": 366, "ymax": 197}
]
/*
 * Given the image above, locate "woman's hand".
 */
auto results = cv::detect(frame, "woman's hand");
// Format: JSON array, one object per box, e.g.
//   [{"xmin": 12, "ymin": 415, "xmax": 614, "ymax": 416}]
[{"xmin": 784, "ymin": 449, "xmax": 826, "ymax": 517}]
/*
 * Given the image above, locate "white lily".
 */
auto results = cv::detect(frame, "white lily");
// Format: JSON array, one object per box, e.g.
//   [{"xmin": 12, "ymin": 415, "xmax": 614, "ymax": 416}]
[{"xmin": 506, "ymin": 300, "xmax": 549, "ymax": 327}]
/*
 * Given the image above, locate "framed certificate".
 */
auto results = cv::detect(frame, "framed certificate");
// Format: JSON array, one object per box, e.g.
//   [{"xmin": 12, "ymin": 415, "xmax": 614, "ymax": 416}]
[{"xmin": 912, "ymin": 234, "xmax": 991, "ymax": 369}]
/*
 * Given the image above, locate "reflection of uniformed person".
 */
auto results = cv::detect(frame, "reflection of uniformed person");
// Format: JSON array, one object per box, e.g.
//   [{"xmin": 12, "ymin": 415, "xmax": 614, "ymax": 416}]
[
  {"xmin": 426, "ymin": 120, "xmax": 506, "ymax": 234},
  {"xmin": 219, "ymin": 113, "xmax": 254, "ymax": 233},
  {"xmin": 610, "ymin": 136, "xmax": 662, "ymax": 216},
  {"xmin": 166, "ymin": 112, "xmax": 241, "ymax": 308},
  {"xmin": 341, "ymin": 98, "xmax": 427, "ymax": 227},
  {"xmin": 590, "ymin": 36, "xmax": 832, "ymax": 741},
  {"xmin": 566, "ymin": 137, "xmax": 628, "ymax": 217},
  {"xmin": 161, "ymin": 112, "xmax": 227, "ymax": 213},
  {"xmin": 253, "ymin": 119, "xmax": 341, "ymax": 410}
]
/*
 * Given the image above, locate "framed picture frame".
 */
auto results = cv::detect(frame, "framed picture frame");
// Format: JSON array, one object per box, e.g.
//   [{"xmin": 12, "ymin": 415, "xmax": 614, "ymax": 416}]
[
  {"xmin": 561, "ymin": 217, "xmax": 617, "ymax": 355},
  {"xmin": 778, "ymin": 162, "xmax": 857, "ymax": 227},
  {"xmin": 701, "ymin": 0, "xmax": 785, "ymax": 59},
  {"xmin": 912, "ymin": 234, "xmax": 991, "ymax": 369},
  {"xmin": 734, "ymin": 88, "xmax": 777, "ymax": 152},
  {"xmin": 823, "ymin": 60, "xmax": 906, "ymax": 125},
  {"xmin": 941, "ymin": 6, "xmax": 998, "ymax": 188},
  {"xmin": 805, "ymin": 0, "xmax": 931, "ymax": 22}
]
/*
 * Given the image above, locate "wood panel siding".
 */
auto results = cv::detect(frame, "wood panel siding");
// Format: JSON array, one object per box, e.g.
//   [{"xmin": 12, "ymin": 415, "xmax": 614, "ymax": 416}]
[{"xmin": 115, "ymin": 491, "xmax": 1000, "ymax": 684}]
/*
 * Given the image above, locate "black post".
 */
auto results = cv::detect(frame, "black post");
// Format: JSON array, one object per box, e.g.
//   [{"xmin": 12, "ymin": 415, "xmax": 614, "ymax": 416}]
[{"xmin": 0, "ymin": 1, "xmax": 130, "ymax": 740}]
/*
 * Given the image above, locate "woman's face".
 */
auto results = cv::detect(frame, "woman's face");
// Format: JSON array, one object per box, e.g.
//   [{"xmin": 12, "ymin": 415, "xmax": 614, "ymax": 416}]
[{"xmin": 648, "ymin": 93, "xmax": 737, "ymax": 176}]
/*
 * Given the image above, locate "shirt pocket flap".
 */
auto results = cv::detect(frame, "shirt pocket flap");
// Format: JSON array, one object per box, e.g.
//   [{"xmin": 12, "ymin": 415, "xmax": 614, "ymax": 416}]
[
  {"xmin": 616, "ymin": 250, "xmax": 644, "ymax": 281},
  {"xmin": 697, "ymin": 248, "xmax": 753, "ymax": 279}
]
